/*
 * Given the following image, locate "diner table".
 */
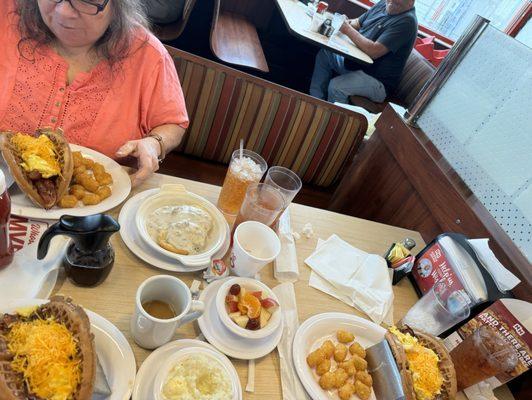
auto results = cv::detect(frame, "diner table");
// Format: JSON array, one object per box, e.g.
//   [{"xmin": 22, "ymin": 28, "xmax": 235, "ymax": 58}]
[
  {"xmin": 47, "ymin": 173, "xmax": 515, "ymax": 399},
  {"xmin": 273, "ymin": 0, "xmax": 373, "ymax": 65}
]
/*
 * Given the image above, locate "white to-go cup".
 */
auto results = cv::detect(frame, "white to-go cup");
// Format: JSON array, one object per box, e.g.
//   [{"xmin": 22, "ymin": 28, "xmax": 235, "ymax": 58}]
[
  {"xmin": 230, "ymin": 221, "xmax": 281, "ymax": 277},
  {"xmin": 130, "ymin": 275, "xmax": 205, "ymax": 349}
]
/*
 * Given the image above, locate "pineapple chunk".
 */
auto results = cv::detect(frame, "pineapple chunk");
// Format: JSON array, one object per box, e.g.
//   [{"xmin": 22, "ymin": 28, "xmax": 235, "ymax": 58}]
[{"xmin": 260, "ymin": 309, "xmax": 272, "ymax": 328}]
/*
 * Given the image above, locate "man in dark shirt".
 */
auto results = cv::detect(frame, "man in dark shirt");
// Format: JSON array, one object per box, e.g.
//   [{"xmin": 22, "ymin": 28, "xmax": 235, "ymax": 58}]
[{"xmin": 310, "ymin": 0, "xmax": 418, "ymax": 104}]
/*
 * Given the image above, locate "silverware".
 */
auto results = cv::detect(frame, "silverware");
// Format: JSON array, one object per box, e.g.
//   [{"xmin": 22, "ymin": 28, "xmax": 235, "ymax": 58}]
[{"xmin": 366, "ymin": 340, "xmax": 406, "ymax": 400}]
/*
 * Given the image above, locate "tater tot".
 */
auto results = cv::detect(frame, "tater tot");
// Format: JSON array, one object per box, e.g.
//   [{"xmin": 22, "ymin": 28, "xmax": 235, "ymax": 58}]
[
  {"xmin": 334, "ymin": 343, "xmax": 348, "ymax": 362},
  {"xmin": 306, "ymin": 348, "xmax": 326, "ymax": 368},
  {"xmin": 72, "ymin": 151, "xmax": 83, "ymax": 167},
  {"xmin": 316, "ymin": 359, "xmax": 331, "ymax": 376},
  {"xmin": 82, "ymin": 192, "xmax": 101, "ymax": 206},
  {"xmin": 73, "ymin": 165, "xmax": 87, "ymax": 176},
  {"xmin": 79, "ymin": 175, "xmax": 99, "ymax": 193},
  {"xmin": 96, "ymin": 185, "xmax": 112, "ymax": 200},
  {"xmin": 82, "ymin": 157, "xmax": 95, "ymax": 168},
  {"xmin": 320, "ymin": 340, "xmax": 335, "ymax": 358},
  {"xmin": 356, "ymin": 371, "xmax": 373, "ymax": 387},
  {"xmin": 338, "ymin": 360, "xmax": 356, "ymax": 376},
  {"xmin": 69, "ymin": 184, "xmax": 86, "ymax": 200},
  {"xmin": 338, "ymin": 382, "xmax": 356, "ymax": 400},
  {"xmin": 337, "ymin": 329, "xmax": 355, "ymax": 343},
  {"xmin": 95, "ymin": 171, "xmax": 112, "ymax": 185},
  {"xmin": 351, "ymin": 355, "xmax": 368, "ymax": 371},
  {"xmin": 349, "ymin": 342, "xmax": 366, "ymax": 358},
  {"xmin": 333, "ymin": 368, "xmax": 348, "ymax": 388},
  {"xmin": 58, "ymin": 195, "xmax": 78, "ymax": 208},
  {"xmin": 92, "ymin": 162, "xmax": 105, "ymax": 175},
  {"xmin": 319, "ymin": 371, "xmax": 336, "ymax": 390},
  {"xmin": 355, "ymin": 381, "xmax": 371, "ymax": 400}
]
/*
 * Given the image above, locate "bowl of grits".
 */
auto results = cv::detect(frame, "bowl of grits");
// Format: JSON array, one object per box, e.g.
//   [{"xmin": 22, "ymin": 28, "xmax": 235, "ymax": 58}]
[
  {"xmin": 153, "ymin": 347, "xmax": 240, "ymax": 400},
  {"xmin": 136, "ymin": 184, "xmax": 228, "ymax": 267}
]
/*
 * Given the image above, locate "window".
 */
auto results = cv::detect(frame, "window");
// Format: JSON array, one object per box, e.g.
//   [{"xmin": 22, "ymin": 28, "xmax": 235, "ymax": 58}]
[{"xmin": 415, "ymin": 0, "xmax": 529, "ymax": 41}]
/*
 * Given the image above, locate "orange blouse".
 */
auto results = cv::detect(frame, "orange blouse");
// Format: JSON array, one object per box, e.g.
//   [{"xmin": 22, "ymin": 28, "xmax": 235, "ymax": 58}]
[{"xmin": 0, "ymin": 0, "xmax": 189, "ymax": 159}]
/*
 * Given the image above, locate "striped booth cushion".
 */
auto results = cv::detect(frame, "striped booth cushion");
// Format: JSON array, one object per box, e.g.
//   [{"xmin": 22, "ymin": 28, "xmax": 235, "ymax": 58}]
[
  {"xmin": 165, "ymin": 46, "xmax": 368, "ymax": 188},
  {"xmin": 393, "ymin": 49, "xmax": 435, "ymax": 108}
]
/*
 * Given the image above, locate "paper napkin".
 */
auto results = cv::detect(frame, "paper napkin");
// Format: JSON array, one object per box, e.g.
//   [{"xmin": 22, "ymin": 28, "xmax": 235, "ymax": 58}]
[
  {"xmin": 305, "ymin": 235, "xmax": 394, "ymax": 325},
  {"xmin": 274, "ymin": 210, "xmax": 299, "ymax": 282},
  {"xmin": 273, "ymin": 282, "xmax": 310, "ymax": 400}
]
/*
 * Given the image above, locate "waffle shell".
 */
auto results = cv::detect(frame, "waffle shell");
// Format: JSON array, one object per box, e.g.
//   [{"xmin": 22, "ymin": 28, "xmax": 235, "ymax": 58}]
[
  {"xmin": 0, "ymin": 128, "xmax": 73, "ymax": 209},
  {"xmin": 386, "ymin": 327, "xmax": 457, "ymax": 400},
  {"xmin": 0, "ymin": 296, "xmax": 96, "ymax": 400}
]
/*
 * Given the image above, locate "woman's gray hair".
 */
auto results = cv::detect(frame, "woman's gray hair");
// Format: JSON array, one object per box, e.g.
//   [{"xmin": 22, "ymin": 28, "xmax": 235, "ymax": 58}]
[{"xmin": 16, "ymin": 0, "xmax": 150, "ymax": 64}]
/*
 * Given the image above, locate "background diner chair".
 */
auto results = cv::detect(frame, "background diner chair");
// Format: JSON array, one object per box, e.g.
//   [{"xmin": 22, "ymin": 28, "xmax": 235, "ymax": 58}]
[
  {"xmin": 152, "ymin": 0, "xmax": 198, "ymax": 41},
  {"xmin": 348, "ymin": 49, "xmax": 435, "ymax": 114},
  {"xmin": 209, "ymin": 0, "xmax": 269, "ymax": 72}
]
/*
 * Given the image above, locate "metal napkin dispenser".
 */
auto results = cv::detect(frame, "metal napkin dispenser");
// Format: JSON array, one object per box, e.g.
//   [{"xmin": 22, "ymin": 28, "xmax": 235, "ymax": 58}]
[{"xmin": 366, "ymin": 340, "xmax": 406, "ymax": 400}]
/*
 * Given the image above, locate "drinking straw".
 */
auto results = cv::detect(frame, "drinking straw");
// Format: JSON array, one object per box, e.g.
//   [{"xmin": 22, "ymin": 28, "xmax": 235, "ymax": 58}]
[{"xmin": 240, "ymin": 138, "xmax": 244, "ymax": 160}]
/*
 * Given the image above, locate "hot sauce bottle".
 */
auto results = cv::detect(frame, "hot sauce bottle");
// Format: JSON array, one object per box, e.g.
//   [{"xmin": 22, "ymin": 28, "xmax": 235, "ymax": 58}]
[{"xmin": 0, "ymin": 170, "xmax": 14, "ymax": 268}]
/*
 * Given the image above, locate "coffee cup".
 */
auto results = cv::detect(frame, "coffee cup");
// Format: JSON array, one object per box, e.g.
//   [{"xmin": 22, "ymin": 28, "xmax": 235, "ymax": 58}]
[
  {"xmin": 130, "ymin": 275, "xmax": 204, "ymax": 349},
  {"xmin": 230, "ymin": 221, "xmax": 281, "ymax": 278}
]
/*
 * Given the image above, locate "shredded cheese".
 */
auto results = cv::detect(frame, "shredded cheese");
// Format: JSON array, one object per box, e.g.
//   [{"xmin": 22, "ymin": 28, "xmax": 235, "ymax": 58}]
[
  {"xmin": 10, "ymin": 134, "xmax": 61, "ymax": 178},
  {"xmin": 7, "ymin": 318, "xmax": 81, "ymax": 400},
  {"xmin": 390, "ymin": 326, "xmax": 443, "ymax": 400}
]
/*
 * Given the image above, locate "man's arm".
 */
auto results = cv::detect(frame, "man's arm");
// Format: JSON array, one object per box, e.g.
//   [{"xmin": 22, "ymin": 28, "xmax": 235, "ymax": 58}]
[
  {"xmin": 340, "ymin": 21, "xmax": 389, "ymax": 59},
  {"xmin": 348, "ymin": 18, "xmax": 361, "ymax": 30}
]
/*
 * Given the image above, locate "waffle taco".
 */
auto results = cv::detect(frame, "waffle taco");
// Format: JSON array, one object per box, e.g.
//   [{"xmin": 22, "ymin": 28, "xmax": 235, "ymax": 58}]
[
  {"xmin": 386, "ymin": 326, "xmax": 457, "ymax": 400},
  {"xmin": 0, "ymin": 128, "xmax": 73, "ymax": 209},
  {"xmin": 0, "ymin": 296, "xmax": 96, "ymax": 400}
]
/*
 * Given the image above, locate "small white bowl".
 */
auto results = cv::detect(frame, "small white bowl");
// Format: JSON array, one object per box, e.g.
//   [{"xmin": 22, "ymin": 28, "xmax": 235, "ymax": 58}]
[
  {"xmin": 153, "ymin": 346, "xmax": 239, "ymax": 400},
  {"xmin": 215, "ymin": 277, "xmax": 282, "ymax": 340},
  {"xmin": 135, "ymin": 184, "xmax": 227, "ymax": 267}
]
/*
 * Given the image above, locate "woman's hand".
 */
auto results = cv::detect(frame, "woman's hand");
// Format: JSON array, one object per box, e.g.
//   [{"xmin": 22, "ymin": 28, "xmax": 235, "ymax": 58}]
[{"xmin": 115, "ymin": 137, "xmax": 160, "ymax": 187}]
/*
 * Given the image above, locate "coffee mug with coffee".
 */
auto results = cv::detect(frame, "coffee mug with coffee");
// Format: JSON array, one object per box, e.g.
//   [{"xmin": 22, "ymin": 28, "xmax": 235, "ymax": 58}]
[{"xmin": 131, "ymin": 275, "xmax": 204, "ymax": 349}]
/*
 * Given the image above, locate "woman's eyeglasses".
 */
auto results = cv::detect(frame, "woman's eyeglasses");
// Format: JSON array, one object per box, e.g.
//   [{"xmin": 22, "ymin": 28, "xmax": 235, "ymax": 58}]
[{"xmin": 49, "ymin": 0, "xmax": 110, "ymax": 16}]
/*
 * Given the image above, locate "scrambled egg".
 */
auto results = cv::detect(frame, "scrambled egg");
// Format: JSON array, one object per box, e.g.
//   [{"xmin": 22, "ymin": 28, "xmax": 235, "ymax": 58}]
[
  {"xmin": 390, "ymin": 326, "xmax": 443, "ymax": 400},
  {"xmin": 11, "ymin": 134, "xmax": 61, "ymax": 178}
]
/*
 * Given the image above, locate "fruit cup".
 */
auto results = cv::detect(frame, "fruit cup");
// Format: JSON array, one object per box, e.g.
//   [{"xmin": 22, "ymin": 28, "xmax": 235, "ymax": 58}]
[{"xmin": 215, "ymin": 277, "xmax": 282, "ymax": 339}]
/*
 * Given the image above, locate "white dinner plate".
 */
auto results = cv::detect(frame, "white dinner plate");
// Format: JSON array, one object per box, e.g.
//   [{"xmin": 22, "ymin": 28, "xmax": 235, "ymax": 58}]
[
  {"xmin": 293, "ymin": 312, "xmax": 386, "ymax": 400},
  {"xmin": 132, "ymin": 339, "xmax": 242, "ymax": 400},
  {"xmin": 197, "ymin": 278, "xmax": 284, "ymax": 360},
  {"xmin": 118, "ymin": 189, "xmax": 231, "ymax": 272},
  {"xmin": 9, "ymin": 144, "xmax": 132, "ymax": 219},
  {"xmin": 1, "ymin": 299, "xmax": 136, "ymax": 400}
]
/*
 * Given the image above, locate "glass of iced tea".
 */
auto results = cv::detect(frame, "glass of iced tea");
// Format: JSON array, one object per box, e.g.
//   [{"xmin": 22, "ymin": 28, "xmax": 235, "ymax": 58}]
[
  {"xmin": 450, "ymin": 325, "xmax": 518, "ymax": 391},
  {"xmin": 233, "ymin": 183, "xmax": 285, "ymax": 228},
  {"xmin": 217, "ymin": 149, "xmax": 267, "ymax": 217}
]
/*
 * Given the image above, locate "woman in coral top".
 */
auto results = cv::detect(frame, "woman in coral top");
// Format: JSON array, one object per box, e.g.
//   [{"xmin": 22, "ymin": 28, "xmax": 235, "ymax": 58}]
[{"xmin": 0, "ymin": 0, "xmax": 189, "ymax": 186}]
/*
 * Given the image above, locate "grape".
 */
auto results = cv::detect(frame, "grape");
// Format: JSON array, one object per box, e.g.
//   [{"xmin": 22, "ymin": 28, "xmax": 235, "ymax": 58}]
[
  {"xmin": 246, "ymin": 317, "xmax": 260, "ymax": 330},
  {"xmin": 229, "ymin": 284, "xmax": 241, "ymax": 296}
]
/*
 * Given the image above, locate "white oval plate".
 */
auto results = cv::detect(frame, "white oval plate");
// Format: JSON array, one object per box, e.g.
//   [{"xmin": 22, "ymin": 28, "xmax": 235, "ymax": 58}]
[
  {"xmin": 132, "ymin": 339, "xmax": 242, "ymax": 400},
  {"xmin": 1, "ymin": 299, "xmax": 136, "ymax": 400},
  {"xmin": 118, "ymin": 189, "xmax": 230, "ymax": 272},
  {"xmin": 197, "ymin": 278, "xmax": 284, "ymax": 360},
  {"xmin": 293, "ymin": 312, "xmax": 386, "ymax": 400},
  {"xmin": 9, "ymin": 144, "xmax": 131, "ymax": 219}
]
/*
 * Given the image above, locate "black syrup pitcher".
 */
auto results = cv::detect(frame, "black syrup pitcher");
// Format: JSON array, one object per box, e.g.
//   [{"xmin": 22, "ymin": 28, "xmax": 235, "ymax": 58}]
[{"xmin": 37, "ymin": 214, "xmax": 120, "ymax": 287}]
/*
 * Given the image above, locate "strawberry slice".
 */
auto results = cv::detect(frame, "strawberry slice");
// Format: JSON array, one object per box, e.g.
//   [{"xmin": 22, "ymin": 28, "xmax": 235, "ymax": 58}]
[
  {"xmin": 227, "ymin": 301, "xmax": 239, "ymax": 313},
  {"xmin": 250, "ymin": 291, "xmax": 263, "ymax": 300},
  {"xmin": 225, "ymin": 294, "xmax": 238, "ymax": 304},
  {"xmin": 260, "ymin": 297, "xmax": 279, "ymax": 311}
]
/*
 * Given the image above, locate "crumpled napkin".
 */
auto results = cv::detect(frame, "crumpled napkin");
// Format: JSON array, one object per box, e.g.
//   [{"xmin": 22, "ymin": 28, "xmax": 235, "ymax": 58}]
[{"xmin": 305, "ymin": 235, "xmax": 394, "ymax": 325}]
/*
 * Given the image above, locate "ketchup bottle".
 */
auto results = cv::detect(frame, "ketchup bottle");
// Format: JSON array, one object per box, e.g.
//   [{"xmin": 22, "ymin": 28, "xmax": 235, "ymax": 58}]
[{"xmin": 0, "ymin": 170, "xmax": 13, "ymax": 268}]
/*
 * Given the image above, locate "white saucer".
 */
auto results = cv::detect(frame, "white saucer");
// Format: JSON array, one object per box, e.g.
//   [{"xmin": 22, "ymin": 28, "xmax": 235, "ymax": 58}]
[
  {"xmin": 118, "ymin": 189, "xmax": 230, "ymax": 272},
  {"xmin": 132, "ymin": 339, "xmax": 242, "ymax": 400},
  {"xmin": 1, "ymin": 299, "xmax": 136, "ymax": 400},
  {"xmin": 197, "ymin": 278, "xmax": 284, "ymax": 360}
]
